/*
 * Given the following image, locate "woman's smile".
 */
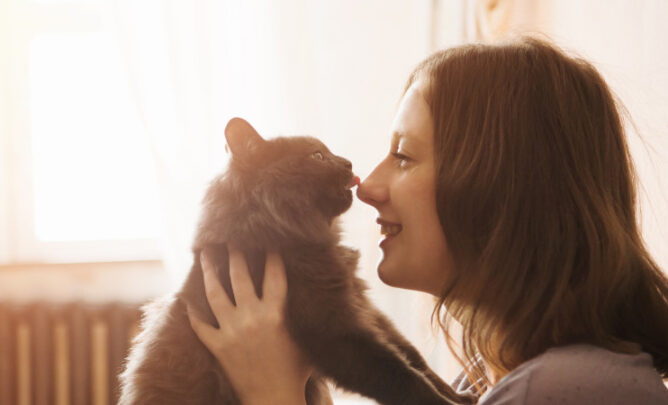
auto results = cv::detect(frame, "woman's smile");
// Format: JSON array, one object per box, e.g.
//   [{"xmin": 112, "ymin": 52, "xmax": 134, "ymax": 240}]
[
  {"xmin": 377, "ymin": 217, "xmax": 402, "ymax": 247},
  {"xmin": 356, "ymin": 80, "xmax": 453, "ymax": 295}
]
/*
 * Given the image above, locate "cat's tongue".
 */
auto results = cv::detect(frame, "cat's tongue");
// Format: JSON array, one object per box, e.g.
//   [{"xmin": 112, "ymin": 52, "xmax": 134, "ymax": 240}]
[{"xmin": 347, "ymin": 176, "xmax": 361, "ymax": 189}]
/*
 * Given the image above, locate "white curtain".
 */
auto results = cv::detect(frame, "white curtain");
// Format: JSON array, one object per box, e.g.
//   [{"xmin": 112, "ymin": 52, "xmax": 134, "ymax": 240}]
[
  {"xmin": 109, "ymin": 0, "xmax": 329, "ymax": 287},
  {"xmin": 109, "ymin": 0, "xmax": 463, "ymax": 395},
  {"xmin": 110, "ymin": 0, "xmax": 217, "ymax": 288}
]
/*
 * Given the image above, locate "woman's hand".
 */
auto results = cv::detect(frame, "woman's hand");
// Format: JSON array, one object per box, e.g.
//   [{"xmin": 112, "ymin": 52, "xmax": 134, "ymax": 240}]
[{"xmin": 186, "ymin": 247, "xmax": 312, "ymax": 405}]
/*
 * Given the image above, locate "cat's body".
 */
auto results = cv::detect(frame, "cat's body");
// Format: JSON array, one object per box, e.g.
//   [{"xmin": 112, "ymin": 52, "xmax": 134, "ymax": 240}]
[{"xmin": 118, "ymin": 118, "xmax": 471, "ymax": 405}]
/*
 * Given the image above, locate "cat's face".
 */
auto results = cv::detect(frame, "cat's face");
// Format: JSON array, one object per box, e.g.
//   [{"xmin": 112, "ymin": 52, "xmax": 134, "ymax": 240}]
[{"xmin": 224, "ymin": 118, "xmax": 358, "ymax": 221}]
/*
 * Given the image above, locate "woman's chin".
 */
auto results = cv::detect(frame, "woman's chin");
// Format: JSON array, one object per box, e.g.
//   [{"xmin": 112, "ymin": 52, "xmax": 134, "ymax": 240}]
[
  {"xmin": 377, "ymin": 261, "xmax": 437, "ymax": 294},
  {"xmin": 376, "ymin": 261, "xmax": 394, "ymax": 286},
  {"xmin": 377, "ymin": 260, "xmax": 405, "ymax": 288}
]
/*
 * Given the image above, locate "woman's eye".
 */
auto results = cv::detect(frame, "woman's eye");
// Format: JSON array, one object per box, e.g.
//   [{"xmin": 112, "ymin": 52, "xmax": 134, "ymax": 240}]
[
  {"xmin": 392, "ymin": 152, "xmax": 410, "ymax": 167},
  {"xmin": 310, "ymin": 151, "xmax": 324, "ymax": 160}
]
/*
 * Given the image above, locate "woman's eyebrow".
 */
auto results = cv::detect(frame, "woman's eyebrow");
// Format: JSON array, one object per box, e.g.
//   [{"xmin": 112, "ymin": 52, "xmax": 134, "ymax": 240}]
[
  {"xmin": 393, "ymin": 131, "xmax": 422, "ymax": 149},
  {"xmin": 392, "ymin": 130, "xmax": 412, "ymax": 144}
]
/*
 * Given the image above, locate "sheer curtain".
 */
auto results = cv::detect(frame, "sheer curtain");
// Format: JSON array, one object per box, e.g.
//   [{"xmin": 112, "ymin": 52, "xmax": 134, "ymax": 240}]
[
  {"xmin": 109, "ymin": 0, "xmax": 326, "ymax": 287},
  {"xmin": 110, "ymin": 0, "xmax": 221, "ymax": 288},
  {"xmin": 110, "ymin": 0, "xmax": 465, "ymax": 399}
]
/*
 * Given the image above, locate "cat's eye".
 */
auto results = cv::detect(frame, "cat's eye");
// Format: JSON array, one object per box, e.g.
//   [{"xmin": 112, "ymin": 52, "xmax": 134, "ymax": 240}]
[{"xmin": 310, "ymin": 151, "xmax": 324, "ymax": 160}]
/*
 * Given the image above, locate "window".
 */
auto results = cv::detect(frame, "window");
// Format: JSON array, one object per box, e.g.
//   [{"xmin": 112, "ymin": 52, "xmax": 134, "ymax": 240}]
[{"xmin": 1, "ymin": 0, "xmax": 162, "ymax": 263}]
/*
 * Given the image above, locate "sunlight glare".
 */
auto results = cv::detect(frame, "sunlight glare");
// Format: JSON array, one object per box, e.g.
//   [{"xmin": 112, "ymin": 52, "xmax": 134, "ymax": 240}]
[{"xmin": 29, "ymin": 32, "xmax": 161, "ymax": 242}]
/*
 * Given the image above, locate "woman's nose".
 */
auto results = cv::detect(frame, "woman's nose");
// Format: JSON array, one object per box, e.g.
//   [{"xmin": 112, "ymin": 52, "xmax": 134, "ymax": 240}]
[{"xmin": 356, "ymin": 167, "xmax": 388, "ymax": 207}]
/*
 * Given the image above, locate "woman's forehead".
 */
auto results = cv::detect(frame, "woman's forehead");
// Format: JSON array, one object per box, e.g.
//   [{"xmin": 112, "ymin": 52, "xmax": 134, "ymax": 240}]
[{"xmin": 391, "ymin": 82, "xmax": 433, "ymax": 147}]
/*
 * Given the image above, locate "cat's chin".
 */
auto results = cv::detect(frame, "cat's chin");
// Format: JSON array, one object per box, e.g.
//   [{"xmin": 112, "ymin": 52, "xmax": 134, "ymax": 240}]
[
  {"xmin": 320, "ymin": 190, "xmax": 353, "ymax": 222},
  {"xmin": 335, "ymin": 189, "xmax": 354, "ymax": 214}
]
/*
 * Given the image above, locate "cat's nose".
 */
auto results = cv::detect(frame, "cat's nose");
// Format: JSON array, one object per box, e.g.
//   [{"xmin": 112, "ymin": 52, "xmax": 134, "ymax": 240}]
[{"xmin": 343, "ymin": 159, "xmax": 352, "ymax": 170}]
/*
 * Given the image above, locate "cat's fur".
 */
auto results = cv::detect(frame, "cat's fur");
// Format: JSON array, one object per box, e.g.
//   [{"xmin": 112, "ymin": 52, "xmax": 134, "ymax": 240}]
[{"xmin": 118, "ymin": 118, "xmax": 473, "ymax": 405}]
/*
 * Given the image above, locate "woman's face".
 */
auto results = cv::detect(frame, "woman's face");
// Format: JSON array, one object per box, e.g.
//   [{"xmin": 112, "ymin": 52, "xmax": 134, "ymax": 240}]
[{"xmin": 356, "ymin": 81, "xmax": 453, "ymax": 296}]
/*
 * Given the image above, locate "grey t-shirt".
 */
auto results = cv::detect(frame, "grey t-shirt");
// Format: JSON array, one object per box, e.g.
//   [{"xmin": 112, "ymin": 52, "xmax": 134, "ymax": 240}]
[{"xmin": 451, "ymin": 344, "xmax": 668, "ymax": 404}]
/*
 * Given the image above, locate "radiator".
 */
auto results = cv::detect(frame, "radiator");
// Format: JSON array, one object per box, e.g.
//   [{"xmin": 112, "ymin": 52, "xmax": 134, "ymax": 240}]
[{"xmin": 0, "ymin": 302, "xmax": 143, "ymax": 405}]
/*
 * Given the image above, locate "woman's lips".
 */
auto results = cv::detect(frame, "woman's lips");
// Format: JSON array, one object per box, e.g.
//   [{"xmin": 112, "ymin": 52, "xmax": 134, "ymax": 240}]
[{"xmin": 380, "ymin": 223, "xmax": 402, "ymax": 236}]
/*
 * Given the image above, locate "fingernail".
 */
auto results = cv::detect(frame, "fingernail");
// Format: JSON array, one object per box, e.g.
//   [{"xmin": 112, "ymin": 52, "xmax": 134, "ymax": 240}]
[{"xmin": 200, "ymin": 250, "xmax": 207, "ymax": 266}]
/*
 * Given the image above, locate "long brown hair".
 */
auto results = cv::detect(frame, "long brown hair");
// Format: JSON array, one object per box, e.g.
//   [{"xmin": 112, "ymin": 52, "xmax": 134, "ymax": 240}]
[{"xmin": 405, "ymin": 37, "xmax": 668, "ymax": 395}]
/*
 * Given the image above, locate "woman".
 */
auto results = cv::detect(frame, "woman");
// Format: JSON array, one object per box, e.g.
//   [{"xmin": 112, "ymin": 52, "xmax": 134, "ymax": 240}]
[{"xmin": 188, "ymin": 37, "xmax": 668, "ymax": 404}]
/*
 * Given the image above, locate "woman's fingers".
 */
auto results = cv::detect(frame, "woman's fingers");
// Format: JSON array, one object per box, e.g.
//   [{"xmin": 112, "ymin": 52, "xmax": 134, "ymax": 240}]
[
  {"xmin": 188, "ymin": 247, "xmax": 311, "ymax": 403},
  {"xmin": 263, "ymin": 250, "xmax": 288, "ymax": 305},
  {"xmin": 228, "ymin": 244, "xmax": 259, "ymax": 307},
  {"xmin": 200, "ymin": 246, "xmax": 284, "ymax": 322},
  {"xmin": 200, "ymin": 250, "xmax": 234, "ymax": 322}
]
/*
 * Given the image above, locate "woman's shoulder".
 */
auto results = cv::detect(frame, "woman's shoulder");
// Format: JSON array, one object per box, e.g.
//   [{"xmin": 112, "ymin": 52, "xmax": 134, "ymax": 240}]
[{"xmin": 476, "ymin": 344, "xmax": 668, "ymax": 405}]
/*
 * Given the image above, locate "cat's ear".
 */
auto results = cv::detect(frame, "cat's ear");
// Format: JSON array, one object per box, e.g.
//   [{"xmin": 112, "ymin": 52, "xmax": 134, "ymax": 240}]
[{"xmin": 224, "ymin": 118, "xmax": 266, "ymax": 157}]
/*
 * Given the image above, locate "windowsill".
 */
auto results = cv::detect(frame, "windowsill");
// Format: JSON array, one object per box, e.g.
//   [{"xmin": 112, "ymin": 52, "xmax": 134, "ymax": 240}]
[{"xmin": 0, "ymin": 260, "xmax": 171, "ymax": 304}]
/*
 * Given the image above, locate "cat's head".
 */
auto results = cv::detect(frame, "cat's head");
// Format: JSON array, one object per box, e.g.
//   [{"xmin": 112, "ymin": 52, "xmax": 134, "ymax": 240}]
[{"xmin": 205, "ymin": 117, "xmax": 358, "ymax": 243}]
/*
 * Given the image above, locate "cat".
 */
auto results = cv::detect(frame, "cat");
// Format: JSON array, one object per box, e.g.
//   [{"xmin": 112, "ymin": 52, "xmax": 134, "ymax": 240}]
[{"xmin": 118, "ymin": 118, "xmax": 474, "ymax": 405}]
